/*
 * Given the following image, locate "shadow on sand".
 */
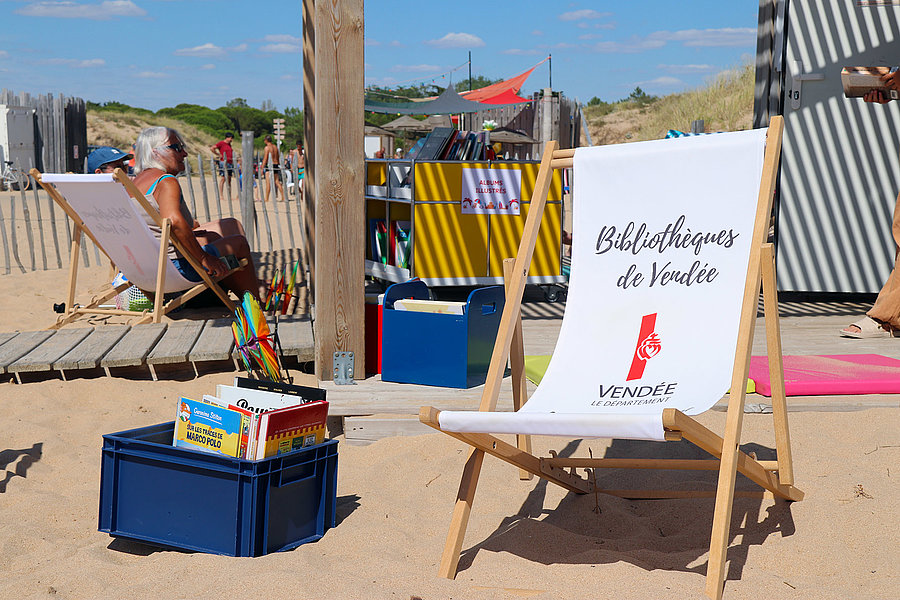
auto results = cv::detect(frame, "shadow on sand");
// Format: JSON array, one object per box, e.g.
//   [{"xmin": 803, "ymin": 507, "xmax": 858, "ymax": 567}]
[{"xmin": 456, "ymin": 438, "xmax": 796, "ymax": 583}]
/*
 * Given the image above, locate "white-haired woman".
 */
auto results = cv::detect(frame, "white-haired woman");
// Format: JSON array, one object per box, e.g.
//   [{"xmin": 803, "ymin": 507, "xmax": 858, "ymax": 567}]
[{"xmin": 132, "ymin": 126, "xmax": 262, "ymax": 301}]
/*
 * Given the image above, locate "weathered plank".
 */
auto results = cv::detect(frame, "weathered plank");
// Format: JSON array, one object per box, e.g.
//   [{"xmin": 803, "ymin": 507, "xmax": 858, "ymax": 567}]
[
  {"xmin": 0, "ymin": 330, "xmax": 55, "ymax": 373},
  {"xmin": 275, "ymin": 316, "xmax": 314, "ymax": 361},
  {"xmin": 147, "ymin": 321, "xmax": 204, "ymax": 366},
  {"xmin": 343, "ymin": 415, "xmax": 433, "ymax": 445},
  {"xmin": 100, "ymin": 323, "xmax": 167, "ymax": 369},
  {"xmin": 0, "ymin": 331, "xmax": 19, "ymax": 349},
  {"xmin": 54, "ymin": 325, "xmax": 130, "ymax": 371},
  {"xmin": 188, "ymin": 318, "xmax": 234, "ymax": 363},
  {"xmin": 8, "ymin": 328, "xmax": 91, "ymax": 373}
]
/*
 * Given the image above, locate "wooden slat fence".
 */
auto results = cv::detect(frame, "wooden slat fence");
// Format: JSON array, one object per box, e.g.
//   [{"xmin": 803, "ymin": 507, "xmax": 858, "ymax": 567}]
[{"xmin": 0, "ymin": 158, "xmax": 309, "ymax": 277}]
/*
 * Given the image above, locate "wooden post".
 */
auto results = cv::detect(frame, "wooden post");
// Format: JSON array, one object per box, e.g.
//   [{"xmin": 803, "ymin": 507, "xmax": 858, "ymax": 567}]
[
  {"xmin": 302, "ymin": 0, "xmax": 317, "ymax": 296},
  {"xmin": 240, "ymin": 131, "xmax": 256, "ymax": 249},
  {"xmin": 307, "ymin": 0, "xmax": 365, "ymax": 381}
]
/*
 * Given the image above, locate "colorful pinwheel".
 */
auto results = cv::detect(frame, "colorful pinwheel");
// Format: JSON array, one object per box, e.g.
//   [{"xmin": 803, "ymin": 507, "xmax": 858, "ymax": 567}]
[
  {"xmin": 232, "ymin": 292, "xmax": 283, "ymax": 381},
  {"xmin": 281, "ymin": 260, "xmax": 300, "ymax": 315}
]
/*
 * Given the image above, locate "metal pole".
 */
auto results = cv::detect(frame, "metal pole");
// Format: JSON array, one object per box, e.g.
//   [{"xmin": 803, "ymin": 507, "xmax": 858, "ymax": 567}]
[
  {"xmin": 549, "ymin": 53, "xmax": 552, "ymax": 89},
  {"xmin": 468, "ymin": 50, "xmax": 472, "ymax": 91}
]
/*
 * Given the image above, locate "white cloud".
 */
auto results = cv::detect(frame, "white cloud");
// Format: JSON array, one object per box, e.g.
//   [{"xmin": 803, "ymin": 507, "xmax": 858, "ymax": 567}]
[
  {"xmin": 16, "ymin": 1, "xmax": 146, "ymax": 20},
  {"xmin": 281, "ymin": 74, "xmax": 297, "ymax": 80},
  {"xmin": 637, "ymin": 76, "xmax": 684, "ymax": 87},
  {"xmin": 391, "ymin": 64, "xmax": 441, "ymax": 72},
  {"xmin": 531, "ymin": 29, "xmax": 543, "ymax": 36},
  {"xmin": 365, "ymin": 39, "xmax": 381, "ymax": 47},
  {"xmin": 559, "ymin": 9, "xmax": 611, "ymax": 21},
  {"xmin": 42, "ymin": 57, "xmax": 105, "ymax": 67},
  {"xmin": 263, "ymin": 34, "xmax": 301, "ymax": 44},
  {"xmin": 174, "ymin": 43, "xmax": 225, "ymax": 57},
  {"xmin": 664, "ymin": 28, "xmax": 755, "ymax": 47},
  {"xmin": 502, "ymin": 48, "xmax": 541, "ymax": 56},
  {"xmin": 592, "ymin": 28, "xmax": 754, "ymax": 53},
  {"xmin": 230, "ymin": 43, "xmax": 248, "ymax": 52},
  {"xmin": 592, "ymin": 36, "xmax": 666, "ymax": 54},
  {"xmin": 389, "ymin": 40, "xmax": 404, "ymax": 47},
  {"xmin": 261, "ymin": 43, "xmax": 300, "ymax": 53},
  {"xmin": 0, "ymin": 51, "xmax": 9, "ymax": 59},
  {"xmin": 200, "ymin": 64, "xmax": 216, "ymax": 70},
  {"xmin": 136, "ymin": 71, "xmax": 170, "ymax": 78},
  {"xmin": 426, "ymin": 32, "xmax": 484, "ymax": 48},
  {"xmin": 657, "ymin": 63, "xmax": 716, "ymax": 74}
]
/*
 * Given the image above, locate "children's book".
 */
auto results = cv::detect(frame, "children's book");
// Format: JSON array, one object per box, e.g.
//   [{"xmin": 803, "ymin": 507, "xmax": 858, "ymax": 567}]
[
  {"xmin": 369, "ymin": 218, "xmax": 389, "ymax": 264},
  {"xmin": 201, "ymin": 394, "xmax": 255, "ymax": 459},
  {"xmin": 392, "ymin": 220, "xmax": 412, "ymax": 268},
  {"xmin": 253, "ymin": 400, "xmax": 329, "ymax": 460},
  {"xmin": 173, "ymin": 397, "xmax": 245, "ymax": 457},
  {"xmin": 235, "ymin": 376, "xmax": 327, "ymax": 401}
]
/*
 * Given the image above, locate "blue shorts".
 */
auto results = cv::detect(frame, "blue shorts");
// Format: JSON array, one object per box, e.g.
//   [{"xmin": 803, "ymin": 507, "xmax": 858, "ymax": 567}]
[{"xmin": 172, "ymin": 244, "xmax": 219, "ymax": 282}]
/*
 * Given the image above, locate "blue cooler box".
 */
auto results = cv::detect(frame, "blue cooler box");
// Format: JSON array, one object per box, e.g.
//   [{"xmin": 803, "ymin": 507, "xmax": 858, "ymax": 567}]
[
  {"xmin": 99, "ymin": 421, "xmax": 338, "ymax": 557},
  {"xmin": 380, "ymin": 280, "xmax": 505, "ymax": 388}
]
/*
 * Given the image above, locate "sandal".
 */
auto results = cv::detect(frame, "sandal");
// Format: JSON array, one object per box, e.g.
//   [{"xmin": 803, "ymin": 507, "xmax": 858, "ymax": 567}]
[{"xmin": 839, "ymin": 316, "xmax": 896, "ymax": 339}]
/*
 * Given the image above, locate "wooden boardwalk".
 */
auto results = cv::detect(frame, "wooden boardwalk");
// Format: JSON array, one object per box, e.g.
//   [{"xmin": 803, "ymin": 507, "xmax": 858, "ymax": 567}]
[{"xmin": 0, "ymin": 315, "xmax": 313, "ymax": 383}]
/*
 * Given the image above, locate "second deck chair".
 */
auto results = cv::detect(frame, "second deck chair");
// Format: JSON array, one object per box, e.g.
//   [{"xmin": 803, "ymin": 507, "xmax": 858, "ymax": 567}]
[
  {"xmin": 32, "ymin": 169, "xmax": 247, "ymax": 329},
  {"xmin": 420, "ymin": 117, "xmax": 802, "ymax": 600}
]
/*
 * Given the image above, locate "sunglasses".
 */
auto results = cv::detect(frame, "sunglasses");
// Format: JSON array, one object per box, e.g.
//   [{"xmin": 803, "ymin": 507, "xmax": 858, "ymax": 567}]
[{"xmin": 159, "ymin": 142, "xmax": 187, "ymax": 153}]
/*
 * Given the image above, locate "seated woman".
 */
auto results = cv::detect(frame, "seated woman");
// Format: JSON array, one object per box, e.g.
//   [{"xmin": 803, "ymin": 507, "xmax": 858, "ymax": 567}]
[{"xmin": 132, "ymin": 126, "xmax": 262, "ymax": 301}]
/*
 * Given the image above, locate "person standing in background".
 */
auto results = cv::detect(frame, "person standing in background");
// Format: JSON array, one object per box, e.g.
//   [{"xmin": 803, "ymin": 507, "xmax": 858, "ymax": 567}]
[
  {"xmin": 841, "ymin": 70, "xmax": 900, "ymax": 338},
  {"xmin": 261, "ymin": 135, "xmax": 285, "ymax": 202},
  {"xmin": 210, "ymin": 133, "xmax": 237, "ymax": 203}
]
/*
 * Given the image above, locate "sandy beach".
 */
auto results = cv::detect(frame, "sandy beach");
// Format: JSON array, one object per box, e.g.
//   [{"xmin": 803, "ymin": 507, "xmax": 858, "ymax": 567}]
[{"xmin": 1, "ymin": 266, "xmax": 898, "ymax": 599}]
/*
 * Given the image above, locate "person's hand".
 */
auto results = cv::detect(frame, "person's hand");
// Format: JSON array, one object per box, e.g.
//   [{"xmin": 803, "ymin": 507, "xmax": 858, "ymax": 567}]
[
  {"xmin": 200, "ymin": 252, "xmax": 226, "ymax": 278},
  {"xmin": 881, "ymin": 69, "xmax": 899, "ymax": 91},
  {"xmin": 863, "ymin": 89, "xmax": 891, "ymax": 104}
]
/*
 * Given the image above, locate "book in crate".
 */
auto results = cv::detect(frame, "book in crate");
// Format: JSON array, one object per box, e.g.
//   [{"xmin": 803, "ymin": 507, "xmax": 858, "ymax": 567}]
[{"xmin": 173, "ymin": 377, "xmax": 328, "ymax": 459}]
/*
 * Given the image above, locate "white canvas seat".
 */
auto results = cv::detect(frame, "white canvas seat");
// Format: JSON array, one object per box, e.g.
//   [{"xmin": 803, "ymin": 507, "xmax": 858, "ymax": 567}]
[
  {"xmin": 33, "ymin": 170, "xmax": 246, "ymax": 328},
  {"xmin": 419, "ymin": 118, "xmax": 803, "ymax": 599}
]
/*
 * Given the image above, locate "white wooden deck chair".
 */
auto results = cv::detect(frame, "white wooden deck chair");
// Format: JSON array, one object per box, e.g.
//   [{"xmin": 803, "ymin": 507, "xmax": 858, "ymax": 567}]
[
  {"xmin": 32, "ymin": 169, "xmax": 247, "ymax": 329},
  {"xmin": 419, "ymin": 117, "xmax": 802, "ymax": 599}
]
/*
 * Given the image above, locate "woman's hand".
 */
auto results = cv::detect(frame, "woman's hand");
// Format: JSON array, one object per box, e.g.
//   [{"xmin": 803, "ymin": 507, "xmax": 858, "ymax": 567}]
[
  {"xmin": 863, "ymin": 89, "xmax": 891, "ymax": 104},
  {"xmin": 200, "ymin": 252, "xmax": 226, "ymax": 278}
]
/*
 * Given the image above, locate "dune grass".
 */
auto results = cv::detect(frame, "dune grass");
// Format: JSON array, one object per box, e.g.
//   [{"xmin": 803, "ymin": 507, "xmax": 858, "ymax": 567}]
[{"xmin": 585, "ymin": 64, "xmax": 755, "ymax": 145}]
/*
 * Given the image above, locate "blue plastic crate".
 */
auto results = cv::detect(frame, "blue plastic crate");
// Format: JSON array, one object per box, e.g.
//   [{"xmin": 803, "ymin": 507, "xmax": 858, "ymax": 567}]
[
  {"xmin": 381, "ymin": 281, "xmax": 505, "ymax": 388},
  {"xmin": 99, "ymin": 421, "xmax": 338, "ymax": 557}
]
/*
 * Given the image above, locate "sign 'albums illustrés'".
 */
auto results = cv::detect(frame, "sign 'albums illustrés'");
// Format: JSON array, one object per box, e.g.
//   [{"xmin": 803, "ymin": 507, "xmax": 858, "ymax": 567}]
[{"xmin": 460, "ymin": 167, "xmax": 522, "ymax": 215}]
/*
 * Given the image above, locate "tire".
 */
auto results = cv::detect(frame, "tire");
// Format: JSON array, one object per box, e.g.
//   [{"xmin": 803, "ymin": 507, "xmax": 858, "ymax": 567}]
[{"xmin": 544, "ymin": 286, "xmax": 560, "ymax": 303}]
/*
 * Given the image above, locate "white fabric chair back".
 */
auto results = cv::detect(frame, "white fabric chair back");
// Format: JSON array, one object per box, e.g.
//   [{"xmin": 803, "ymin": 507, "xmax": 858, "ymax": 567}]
[
  {"xmin": 41, "ymin": 173, "xmax": 192, "ymax": 293},
  {"xmin": 439, "ymin": 128, "xmax": 769, "ymax": 440}
]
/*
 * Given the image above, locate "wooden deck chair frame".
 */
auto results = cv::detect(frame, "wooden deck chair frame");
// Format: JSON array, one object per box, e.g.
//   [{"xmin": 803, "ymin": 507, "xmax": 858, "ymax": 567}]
[
  {"xmin": 32, "ymin": 168, "xmax": 247, "ymax": 329},
  {"xmin": 419, "ymin": 116, "xmax": 803, "ymax": 600}
]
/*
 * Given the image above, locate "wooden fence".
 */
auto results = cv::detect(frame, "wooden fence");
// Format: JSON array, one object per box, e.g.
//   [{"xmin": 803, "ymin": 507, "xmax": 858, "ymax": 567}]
[
  {"xmin": 0, "ymin": 89, "xmax": 87, "ymax": 173},
  {"xmin": 461, "ymin": 88, "xmax": 582, "ymax": 157},
  {"xmin": 0, "ymin": 157, "xmax": 309, "ymax": 280}
]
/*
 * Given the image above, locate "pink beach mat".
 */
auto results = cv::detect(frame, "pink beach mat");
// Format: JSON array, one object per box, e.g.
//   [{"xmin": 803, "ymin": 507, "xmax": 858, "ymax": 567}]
[{"xmin": 748, "ymin": 354, "xmax": 900, "ymax": 396}]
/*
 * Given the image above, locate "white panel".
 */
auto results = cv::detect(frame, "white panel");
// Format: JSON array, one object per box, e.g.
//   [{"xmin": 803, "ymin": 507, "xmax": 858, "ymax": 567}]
[{"xmin": 777, "ymin": 0, "xmax": 900, "ymax": 292}]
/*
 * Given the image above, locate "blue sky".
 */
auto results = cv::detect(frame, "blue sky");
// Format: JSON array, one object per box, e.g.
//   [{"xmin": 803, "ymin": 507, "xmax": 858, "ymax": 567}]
[{"xmin": 0, "ymin": 1, "xmax": 758, "ymax": 112}]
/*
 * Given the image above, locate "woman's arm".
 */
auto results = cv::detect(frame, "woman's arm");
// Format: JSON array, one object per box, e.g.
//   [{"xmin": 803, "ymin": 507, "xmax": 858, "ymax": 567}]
[{"xmin": 155, "ymin": 176, "xmax": 225, "ymax": 277}]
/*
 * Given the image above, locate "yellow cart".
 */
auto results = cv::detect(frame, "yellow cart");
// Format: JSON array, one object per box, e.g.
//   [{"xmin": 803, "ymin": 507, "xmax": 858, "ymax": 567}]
[{"xmin": 365, "ymin": 158, "xmax": 566, "ymax": 298}]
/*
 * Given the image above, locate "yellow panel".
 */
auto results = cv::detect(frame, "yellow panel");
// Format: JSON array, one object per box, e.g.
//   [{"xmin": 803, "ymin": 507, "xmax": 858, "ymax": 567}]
[
  {"xmin": 414, "ymin": 163, "xmax": 462, "ymax": 202},
  {"xmin": 414, "ymin": 203, "xmax": 489, "ymax": 278},
  {"xmin": 489, "ymin": 202, "xmax": 562, "ymax": 277},
  {"xmin": 366, "ymin": 162, "xmax": 386, "ymax": 185}
]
